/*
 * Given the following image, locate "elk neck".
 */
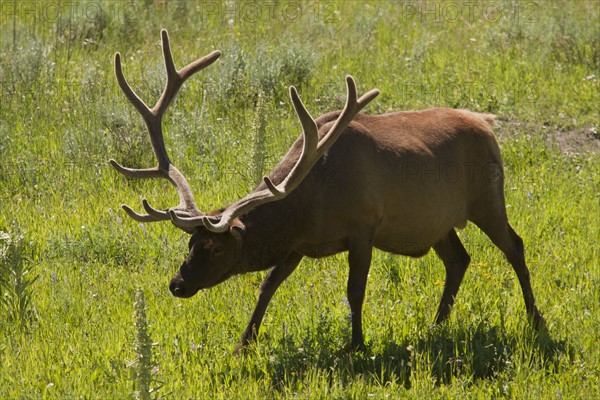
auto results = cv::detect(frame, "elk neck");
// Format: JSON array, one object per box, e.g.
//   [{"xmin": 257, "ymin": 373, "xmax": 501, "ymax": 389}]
[{"xmin": 235, "ymin": 193, "xmax": 304, "ymax": 271}]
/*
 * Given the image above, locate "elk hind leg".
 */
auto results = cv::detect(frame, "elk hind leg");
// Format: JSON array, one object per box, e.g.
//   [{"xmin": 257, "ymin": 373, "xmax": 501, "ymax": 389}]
[
  {"xmin": 474, "ymin": 213, "xmax": 545, "ymax": 329},
  {"xmin": 433, "ymin": 229, "xmax": 471, "ymax": 324}
]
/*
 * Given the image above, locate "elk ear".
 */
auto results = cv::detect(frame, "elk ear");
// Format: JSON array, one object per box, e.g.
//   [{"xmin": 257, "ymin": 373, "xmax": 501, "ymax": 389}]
[{"xmin": 229, "ymin": 219, "xmax": 245, "ymax": 242}]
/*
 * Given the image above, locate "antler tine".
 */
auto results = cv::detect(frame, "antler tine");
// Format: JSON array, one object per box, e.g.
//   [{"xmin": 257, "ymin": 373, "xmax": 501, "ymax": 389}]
[
  {"xmin": 122, "ymin": 204, "xmax": 159, "ymax": 223},
  {"xmin": 153, "ymin": 29, "xmax": 222, "ymax": 119},
  {"xmin": 108, "ymin": 159, "xmax": 162, "ymax": 179},
  {"xmin": 289, "ymin": 86, "xmax": 319, "ymax": 147},
  {"xmin": 316, "ymin": 76, "xmax": 380, "ymax": 154},
  {"xmin": 142, "ymin": 199, "xmax": 170, "ymax": 219},
  {"xmin": 160, "ymin": 29, "xmax": 178, "ymax": 82},
  {"xmin": 198, "ymin": 75, "xmax": 380, "ymax": 233},
  {"xmin": 260, "ymin": 86, "xmax": 320, "ymax": 197},
  {"xmin": 114, "ymin": 52, "xmax": 154, "ymax": 121},
  {"xmin": 110, "ymin": 29, "xmax": 221, "ymax": 228}
]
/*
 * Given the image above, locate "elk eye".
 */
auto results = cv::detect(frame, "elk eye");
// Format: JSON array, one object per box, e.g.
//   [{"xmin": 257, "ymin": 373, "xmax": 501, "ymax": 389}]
[{"xmin": 213, "ymin": 244, "xmax": 225, "ymax": 255}]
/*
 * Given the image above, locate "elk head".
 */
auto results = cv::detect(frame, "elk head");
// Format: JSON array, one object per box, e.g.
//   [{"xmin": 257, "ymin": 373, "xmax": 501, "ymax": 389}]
[{"xmin": 110, "ymin": 30, "xmax": 379, "ymax": 298}]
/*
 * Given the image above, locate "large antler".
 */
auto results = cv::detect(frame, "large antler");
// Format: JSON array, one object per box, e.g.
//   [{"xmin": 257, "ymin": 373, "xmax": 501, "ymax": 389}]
[
  {"xmin": 171, "ymin": 75, "xmax": 380, "ymax": 232},
  {"xmin": 109, "ymin": 29, "xmax": 221, "ymax": 230}
]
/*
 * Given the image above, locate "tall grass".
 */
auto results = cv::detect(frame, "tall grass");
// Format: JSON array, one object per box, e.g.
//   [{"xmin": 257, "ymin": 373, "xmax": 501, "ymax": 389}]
[{"xmin": 0, "ymin": 1, "xmax": 598, "ymax": 398}]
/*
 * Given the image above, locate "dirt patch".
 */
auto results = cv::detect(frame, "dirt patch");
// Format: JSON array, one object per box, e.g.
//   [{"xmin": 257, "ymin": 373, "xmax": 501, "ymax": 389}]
[
  {"xmin": 551, "ymin": 126, "xmax": 600, "ymax": 155},
  {"xmin": 495, "ymin": 119, "xmax": 600, "ymax": 156}
]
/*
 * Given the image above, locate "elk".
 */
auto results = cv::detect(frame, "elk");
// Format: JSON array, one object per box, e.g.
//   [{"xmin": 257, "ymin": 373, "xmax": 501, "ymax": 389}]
[{"xmin": 110, "ymin": 30, "xmax": 545, "ymax": 352}]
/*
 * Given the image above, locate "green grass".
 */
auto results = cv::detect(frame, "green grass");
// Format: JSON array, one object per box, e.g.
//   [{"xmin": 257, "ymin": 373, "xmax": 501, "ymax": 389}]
[{"xmin": 1, "ymin": 1, "xmax": 598, "ymax": 398}]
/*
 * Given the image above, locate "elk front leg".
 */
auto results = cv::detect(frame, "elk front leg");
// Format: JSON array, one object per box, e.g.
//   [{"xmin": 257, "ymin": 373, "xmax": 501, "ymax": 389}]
[
  {"xmin": 236, "ymin": 252, "xmax": 303, "ymax": 354},
  {"xmin": 347, "ymin": 240, "xmax": 373, "ymax": 349}
]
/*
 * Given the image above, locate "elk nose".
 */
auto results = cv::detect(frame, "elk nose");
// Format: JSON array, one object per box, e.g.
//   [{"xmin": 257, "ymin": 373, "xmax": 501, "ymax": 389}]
[{"xmin": 169, "ymin": 281, "xmax": 185, "ymax": 297}]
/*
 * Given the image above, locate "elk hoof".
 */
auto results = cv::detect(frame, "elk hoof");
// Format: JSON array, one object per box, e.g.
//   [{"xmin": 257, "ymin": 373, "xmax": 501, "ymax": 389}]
[
  {"xmin": 233, "ymin": 342, "xmax": 250, "ymax": 356},
  {"xmin": 347, "ymin": 339, "xmax": 367, "ymax": 353},
  {"xmin": 533, "ymin": 312, "xmax": 547, "ymax": 332}
]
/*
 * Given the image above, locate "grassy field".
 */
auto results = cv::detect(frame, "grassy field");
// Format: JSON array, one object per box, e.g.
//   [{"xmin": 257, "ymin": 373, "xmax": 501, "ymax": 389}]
[{"xmin": 1, "ymin": 0, "xmax": 598, "ymax": 398}]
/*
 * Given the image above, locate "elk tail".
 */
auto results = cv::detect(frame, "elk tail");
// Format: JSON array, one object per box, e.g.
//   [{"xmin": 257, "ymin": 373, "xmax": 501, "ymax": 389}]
[{"xmin": 479, "ymin": 113, "xmax": 497, "ymax": 128}]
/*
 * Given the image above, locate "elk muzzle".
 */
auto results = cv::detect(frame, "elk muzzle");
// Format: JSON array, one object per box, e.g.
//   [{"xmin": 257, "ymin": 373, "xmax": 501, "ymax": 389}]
[{"xmin": 169, "ymin": 274, "xmax": 194, "ymax": 298}]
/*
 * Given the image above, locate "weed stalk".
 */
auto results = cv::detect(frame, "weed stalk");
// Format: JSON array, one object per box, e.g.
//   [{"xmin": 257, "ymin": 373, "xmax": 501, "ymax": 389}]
[
  {"xmin": 133, "ymin": 288, "xmax": 160, "ymax": 399},
  {"xmin": 0, "ymin": 225, "xmax": 38, "ymax": 330},
  {"xmin": 251, "ymin": 90, "xmax": 268, "ymax": 185}
]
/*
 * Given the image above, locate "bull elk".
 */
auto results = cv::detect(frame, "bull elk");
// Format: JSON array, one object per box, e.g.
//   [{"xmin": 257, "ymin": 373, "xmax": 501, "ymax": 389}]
[{"xmin": 110, "ymin": 30, "xmax": 545, "ymax": 352}]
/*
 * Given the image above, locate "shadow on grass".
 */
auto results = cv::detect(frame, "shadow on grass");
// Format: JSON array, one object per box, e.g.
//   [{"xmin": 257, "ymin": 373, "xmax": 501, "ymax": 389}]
[{"xmin": 261, "ymin": 319, "xmax": 572, "ymax": 392}]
